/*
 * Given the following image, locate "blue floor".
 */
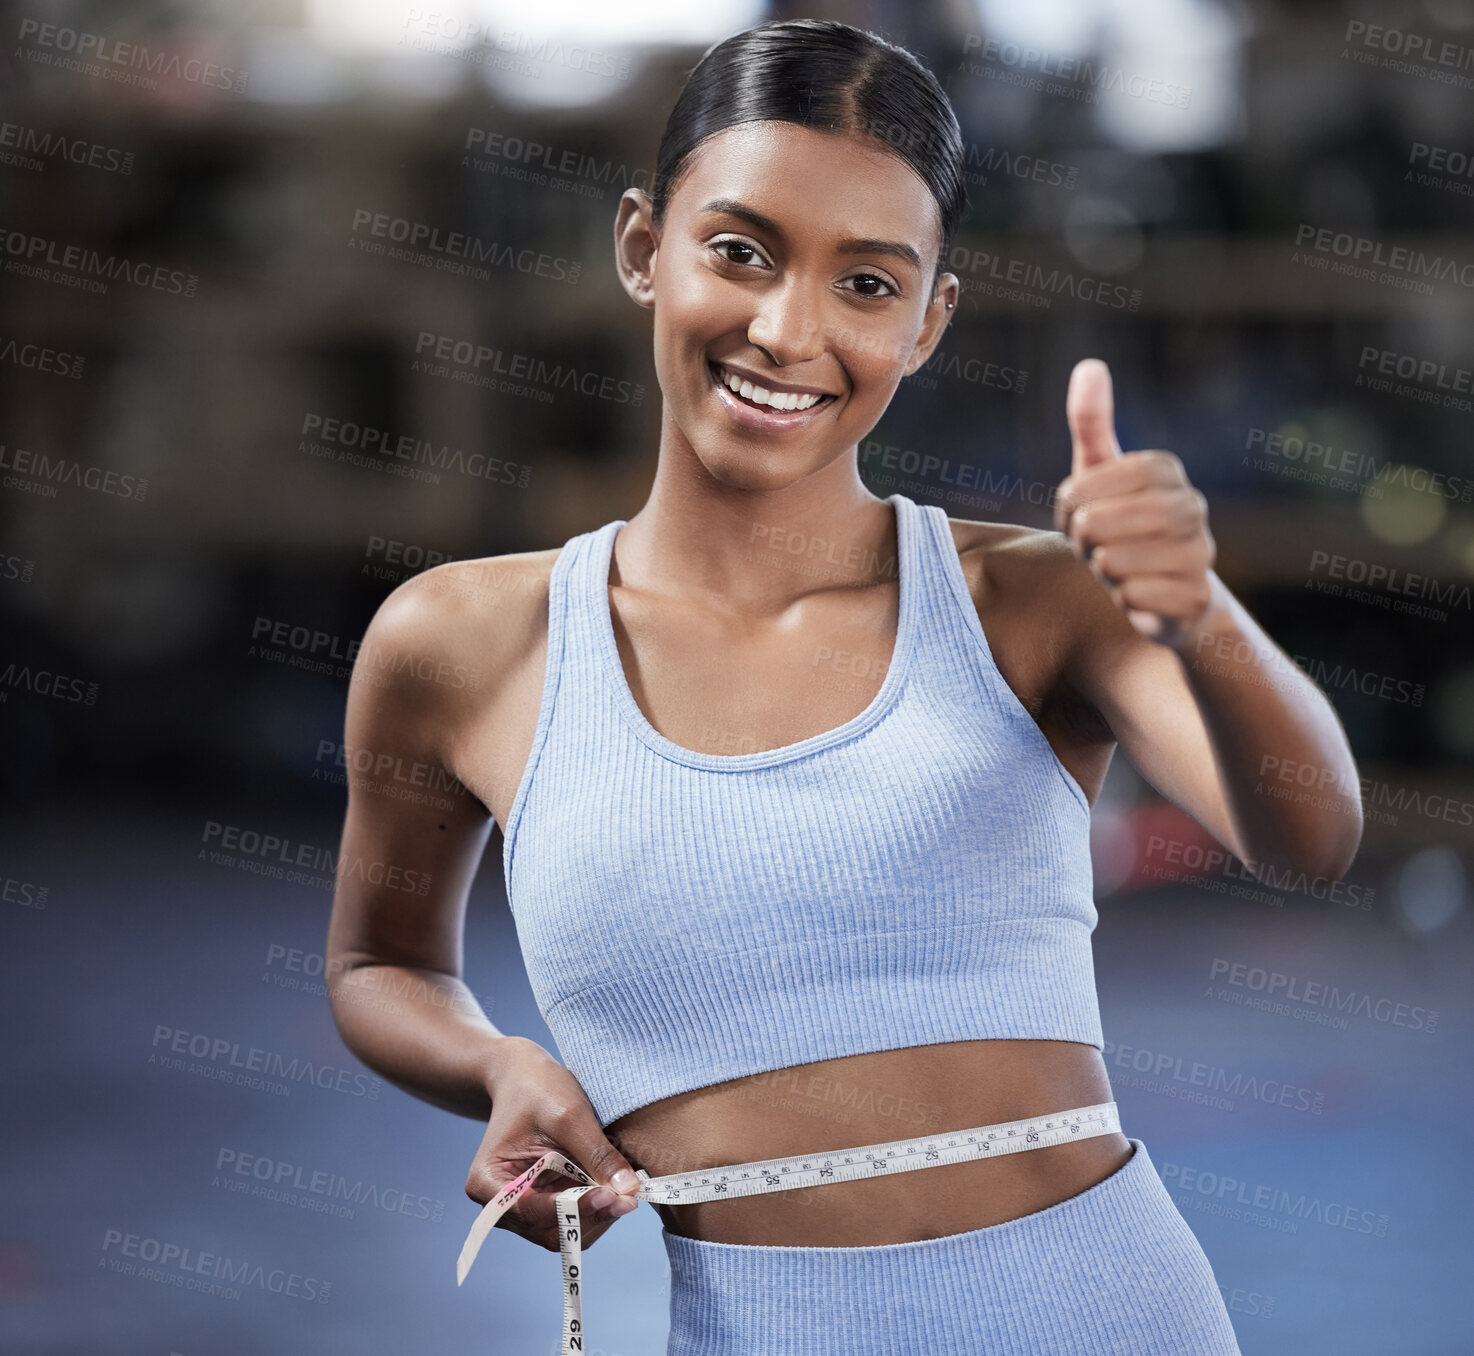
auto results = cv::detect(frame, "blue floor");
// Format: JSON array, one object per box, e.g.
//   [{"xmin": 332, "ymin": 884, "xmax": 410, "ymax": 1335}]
[{"xmin": 2, "ymin": 794, "xmax": 1469, "ymax": 1354}]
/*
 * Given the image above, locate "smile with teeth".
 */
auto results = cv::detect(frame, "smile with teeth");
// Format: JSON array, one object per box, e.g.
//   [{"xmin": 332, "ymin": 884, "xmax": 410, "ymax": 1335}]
[{"xmin": 711, "ymin": 362, "xmax": 831, "ymax": 412}]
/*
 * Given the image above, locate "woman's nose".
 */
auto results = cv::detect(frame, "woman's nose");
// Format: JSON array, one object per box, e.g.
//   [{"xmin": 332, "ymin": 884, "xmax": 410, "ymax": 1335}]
[{"xmin": 746, "ymin": 278, "xmax": 828, "ymax": 366}]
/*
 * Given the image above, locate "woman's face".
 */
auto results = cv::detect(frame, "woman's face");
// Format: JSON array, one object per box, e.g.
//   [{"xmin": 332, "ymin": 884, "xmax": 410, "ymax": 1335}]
[{"xmin": 615, "ymin": 121, "xmax": 959, "ymax": 492}]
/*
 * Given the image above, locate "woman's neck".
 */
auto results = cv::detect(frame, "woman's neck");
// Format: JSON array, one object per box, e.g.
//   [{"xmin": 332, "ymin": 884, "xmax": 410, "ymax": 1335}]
[{"xmin": 614, "ymin": 424, "xmax": 896, "ymax": 609}]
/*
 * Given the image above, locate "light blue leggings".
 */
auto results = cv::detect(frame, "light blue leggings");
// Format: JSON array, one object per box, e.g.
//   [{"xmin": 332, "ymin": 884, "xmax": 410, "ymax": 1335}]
[{"xmin": 662, "ymin": 1138, "xmax": 1242, "ymax": 1354}]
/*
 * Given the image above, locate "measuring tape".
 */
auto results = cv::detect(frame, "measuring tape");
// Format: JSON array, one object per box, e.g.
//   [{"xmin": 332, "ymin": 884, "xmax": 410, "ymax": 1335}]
[{"xmin": 457, "ymin": 1100, "xmax": 1121, "ymax": 1353}]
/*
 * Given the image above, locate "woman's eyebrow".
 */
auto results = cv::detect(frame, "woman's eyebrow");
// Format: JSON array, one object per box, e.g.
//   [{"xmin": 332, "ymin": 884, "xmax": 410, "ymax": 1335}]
[{"xmin": 697, "ymin": 197, "xmax": 922, "ymax": 271}]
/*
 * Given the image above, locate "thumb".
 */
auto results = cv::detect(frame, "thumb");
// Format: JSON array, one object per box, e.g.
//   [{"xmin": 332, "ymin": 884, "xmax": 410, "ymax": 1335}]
[
  {"xmin": 1067, "ymin": 358, "xmax": 1123, "ymax": 476},
  {"xmin": 564, "ymin": 1118, "xmax": 642, "ymax": 1198}
]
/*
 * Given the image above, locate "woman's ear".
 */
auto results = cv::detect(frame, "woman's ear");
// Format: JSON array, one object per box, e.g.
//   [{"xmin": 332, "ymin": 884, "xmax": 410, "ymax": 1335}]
[
  {"xmin": 613, "ymin": 188, "xmax": 659, "ymax": 310},
  {"xmin": 902, "ymin": 271, "xmax": 961, "ymax": 376}
]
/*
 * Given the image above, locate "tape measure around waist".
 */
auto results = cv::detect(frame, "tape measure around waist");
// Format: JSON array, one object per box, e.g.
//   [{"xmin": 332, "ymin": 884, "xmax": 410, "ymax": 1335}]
[{"xmin": 456, "ymin": 1099, "xmax": 1122, "ymax": 1354}]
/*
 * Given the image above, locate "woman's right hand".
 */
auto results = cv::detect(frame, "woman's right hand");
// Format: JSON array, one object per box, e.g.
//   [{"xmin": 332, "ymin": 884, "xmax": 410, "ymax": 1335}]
[{"xmin": 466, "ymin": 1037, "xmax": 643, "ymax": 1252}]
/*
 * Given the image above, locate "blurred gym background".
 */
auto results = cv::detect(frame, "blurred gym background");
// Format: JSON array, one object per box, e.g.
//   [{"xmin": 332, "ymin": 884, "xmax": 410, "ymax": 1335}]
[{"xmin": 2, "ymin": 0, "xmax": 1471, "ymax": 1351}]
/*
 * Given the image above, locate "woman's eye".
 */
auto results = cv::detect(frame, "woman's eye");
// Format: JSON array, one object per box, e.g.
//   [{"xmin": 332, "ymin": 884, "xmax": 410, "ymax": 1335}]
[
  {"xmin": 713, "ymin": 240, "xmax": 762, "ymax": 266},
  {"xmin": 843, "ymin": 274, "xmax": 896, "ymax": 299}
]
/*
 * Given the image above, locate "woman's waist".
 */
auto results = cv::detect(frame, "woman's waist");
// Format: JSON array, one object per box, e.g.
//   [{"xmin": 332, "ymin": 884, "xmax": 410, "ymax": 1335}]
[{"xmin": 607, "ymin": 1039, "xmax": 1128, "ymax": 1247}]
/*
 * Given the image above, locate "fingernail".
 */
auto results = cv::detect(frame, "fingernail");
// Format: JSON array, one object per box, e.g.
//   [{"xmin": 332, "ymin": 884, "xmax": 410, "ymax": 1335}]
[
  {"xmin": 610, "ymin": 1168, "xmax": 638, "ymax": 1192},
  {"xmin": 588, "ymin": 1188, "xmax": 615, "ymax": 1211},
  {"xmin": 609, "ymin": 1196, "xmax": 638, "ymax": 1216}
]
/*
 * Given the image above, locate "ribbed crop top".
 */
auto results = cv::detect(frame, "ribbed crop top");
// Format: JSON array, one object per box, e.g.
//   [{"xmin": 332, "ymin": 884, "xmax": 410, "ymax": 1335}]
[{"xmin": 500, "ymin": 492, "xmax": 1102, "ymax": 1128}]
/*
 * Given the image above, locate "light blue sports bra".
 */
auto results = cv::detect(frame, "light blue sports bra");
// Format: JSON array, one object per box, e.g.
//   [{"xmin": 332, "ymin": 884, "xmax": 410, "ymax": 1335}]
[{"xmin": 501, "ymin": 492, "xmax": 1101, "ymax": 1127}]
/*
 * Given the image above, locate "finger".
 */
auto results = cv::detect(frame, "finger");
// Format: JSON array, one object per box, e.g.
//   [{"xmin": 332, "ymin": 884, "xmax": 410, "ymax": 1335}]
[
  {"xmin": 1057, "ymin": 451, "xmax": 1187, "ymax": 538},
  {"xmin": 505, "ymin": 1193, "xmax": 619, "ymax": 1252},
  {"xmin": 555, "ymin": 1114, "xmax": 644, "ymax": 1210},
  {"xmin": 1066, "ymin": 358, "xmax": 1123, "ymax": 477},
  {"xmin": 463, "ymin": 1158, "xmax": 569, "ymax": 1253},
  {"xmin": 1128, "ymin": 610, "xmax": 1173, "ymax": 643},
  {"xmin": 1089, "ymin": 535, "xmax": 1215, "ymax": 581},
  {"xmin": 1072, "ymin": 487, "xmax": 1205, "ymax": 551},
  {"xmin": 1109, "ymin": 573, "xmax": 1214, "ymax": 622},
  {"xmin": 496, "ymin": 1159, "xmax": 628, "ymax": 1247},
  {"xmin": 1053, "ymin": 474, "xmax": 1077, "ymax": 536},
  {"xmin": 1068, "ymin": 450, "xmax": 1185, "ymax": 500}
]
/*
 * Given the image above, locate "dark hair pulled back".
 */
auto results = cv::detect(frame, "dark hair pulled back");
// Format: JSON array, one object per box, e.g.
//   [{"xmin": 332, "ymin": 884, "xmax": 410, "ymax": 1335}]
[{"xmin": 649, "ymin": 19, "xmax": 968, "ymax": 295}]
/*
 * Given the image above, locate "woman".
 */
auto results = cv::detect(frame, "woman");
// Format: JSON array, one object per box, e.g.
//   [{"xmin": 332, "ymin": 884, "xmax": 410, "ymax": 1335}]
[{"xmin": 326, "ymin": 19, "xmax": 1361, "ymax": 1354}]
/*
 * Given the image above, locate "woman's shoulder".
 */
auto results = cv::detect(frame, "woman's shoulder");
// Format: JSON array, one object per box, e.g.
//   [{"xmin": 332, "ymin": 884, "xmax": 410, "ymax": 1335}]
[
  {"xmin": 354, "ymin": 548, "xmax": 564, "ymax": 701},
  {"xmin": 940, "ymin": 514, "xmax": 1084, "ymax": 607},
  {"xmin": 938, "ymin": 512, "xmax": 1128, "ymax": 673}
]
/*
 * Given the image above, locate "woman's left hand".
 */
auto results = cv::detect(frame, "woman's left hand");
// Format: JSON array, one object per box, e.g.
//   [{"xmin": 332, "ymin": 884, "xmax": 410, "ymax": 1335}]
[{"xmin": 1053, "ymin": 358, "xmax": 1217, "ymax": 652}]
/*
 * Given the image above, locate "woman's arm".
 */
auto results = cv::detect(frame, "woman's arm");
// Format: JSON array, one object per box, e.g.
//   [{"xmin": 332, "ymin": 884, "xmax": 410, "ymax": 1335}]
[
  {"xmin": 325, "ymin": 563, "xmax": 647, "ymax": 1243},
  {"xmin": 324, "ymin": 570, "xmax": 530, "ymax": 1120},
  {"xmin": 1052, "ymin": 360, "xmax": 1363, "ymax": 882}
]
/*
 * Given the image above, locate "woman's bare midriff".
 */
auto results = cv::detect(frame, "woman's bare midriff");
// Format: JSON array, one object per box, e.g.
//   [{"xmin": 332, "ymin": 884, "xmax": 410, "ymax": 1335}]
[{"xmin": 603, "ymin": 1040, "xmax": 1131, "ymax": 1246}]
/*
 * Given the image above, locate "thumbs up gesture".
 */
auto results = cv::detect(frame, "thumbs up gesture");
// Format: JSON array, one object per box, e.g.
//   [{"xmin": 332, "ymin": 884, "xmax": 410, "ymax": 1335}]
[{"xmin": 1054, "ymin": 359, "xmax": 1216, "ymax": 650}]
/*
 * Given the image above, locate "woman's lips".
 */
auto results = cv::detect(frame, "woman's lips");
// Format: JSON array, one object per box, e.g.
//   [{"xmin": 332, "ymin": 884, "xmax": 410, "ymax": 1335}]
[{"xmin": 708, "ymin": 361, "xmax": 836, "ymax": 432}]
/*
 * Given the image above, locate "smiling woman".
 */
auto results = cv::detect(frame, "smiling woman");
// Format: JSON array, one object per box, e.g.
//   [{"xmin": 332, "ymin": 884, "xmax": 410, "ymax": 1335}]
[
  {"xmin": 325, "ymin": 17, "xmax": 1362, "ymax": 1356},
  {"xmin": 619, "ymin": 70, "xmax": 964, "ymax": 485}
]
